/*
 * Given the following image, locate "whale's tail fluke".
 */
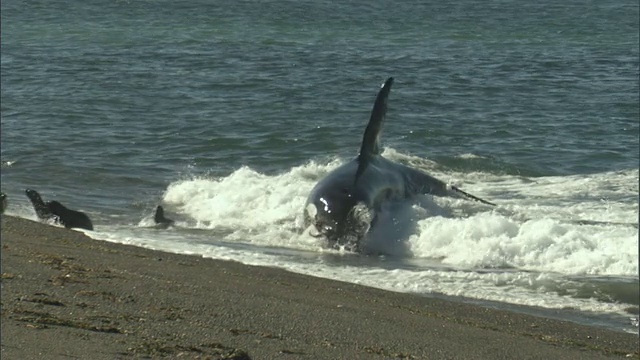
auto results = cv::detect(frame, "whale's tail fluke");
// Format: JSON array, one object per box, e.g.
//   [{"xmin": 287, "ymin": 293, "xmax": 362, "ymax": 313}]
[{"xmin": 355, "ymin": 77, "xmax": 394, "ymax": 184}]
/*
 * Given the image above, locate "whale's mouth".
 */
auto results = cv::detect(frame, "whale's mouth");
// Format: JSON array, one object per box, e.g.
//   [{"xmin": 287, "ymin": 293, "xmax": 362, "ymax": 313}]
[{"xmin": 306, "ymin": 202, "xmax": 372, "ymax": 252}]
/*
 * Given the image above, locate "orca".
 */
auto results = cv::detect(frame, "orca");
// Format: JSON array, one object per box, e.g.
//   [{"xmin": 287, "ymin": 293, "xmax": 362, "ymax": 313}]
[
  {"xmin": 25, "ymin": 189, "xmax": 94, "ymax": 231},
  {"xmin": 303, "ymin": 77, "xmax": 495, "ymax": 251}
]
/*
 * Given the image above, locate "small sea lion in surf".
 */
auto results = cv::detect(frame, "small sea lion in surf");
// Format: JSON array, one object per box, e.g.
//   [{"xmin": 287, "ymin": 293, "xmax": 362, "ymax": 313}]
[
  {"xmin": 154, "ymin": 205, "xmax": 175, "ymax": 228},
  {"xmin": 1, "ymin": 192, "xmax": 7, "ymax": 214},
  {"xmin": 25, "ymin": 189, "xmax": 94, "ymax": 231}
]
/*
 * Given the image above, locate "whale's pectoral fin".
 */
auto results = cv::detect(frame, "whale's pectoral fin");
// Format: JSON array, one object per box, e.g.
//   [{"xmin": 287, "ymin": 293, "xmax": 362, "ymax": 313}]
[
  {"xmin": 355, "ymin": 77, "xmax": 394, "ymax": 185},
  {"xmin": 449, "ymin": 185, "xmax": 496, "ymax": 206},
  {"xmin": 405, "ymin": 168, "xmax": 496, "ymax": 206}
]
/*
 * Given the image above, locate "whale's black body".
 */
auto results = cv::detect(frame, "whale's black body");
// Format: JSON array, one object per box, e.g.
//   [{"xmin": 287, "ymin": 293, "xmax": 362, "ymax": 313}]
[
  {"xmin": 304, "ymin": 78, "xmax": 494, "ymax": 251},
  {"xmin": 25, "ymin": 189, "xmax": 93, "ymax": 231}
]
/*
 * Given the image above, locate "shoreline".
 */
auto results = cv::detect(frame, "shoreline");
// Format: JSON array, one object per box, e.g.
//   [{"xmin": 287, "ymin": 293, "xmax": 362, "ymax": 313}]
[{"xmin": 1, "ymin": 215, "xmax": 638, "ymax": 359}]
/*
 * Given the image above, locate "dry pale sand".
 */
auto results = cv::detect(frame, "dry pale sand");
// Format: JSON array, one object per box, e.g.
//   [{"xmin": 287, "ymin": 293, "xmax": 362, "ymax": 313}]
[{"xmin": 1, "ymin": 215, "xmax": 638, "ymax": 359}]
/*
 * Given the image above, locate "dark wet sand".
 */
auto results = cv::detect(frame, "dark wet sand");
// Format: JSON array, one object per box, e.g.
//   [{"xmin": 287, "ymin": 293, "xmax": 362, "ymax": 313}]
[{"xmin": 1, "ymin": 215, "xmax": 638, "ymax": 359}]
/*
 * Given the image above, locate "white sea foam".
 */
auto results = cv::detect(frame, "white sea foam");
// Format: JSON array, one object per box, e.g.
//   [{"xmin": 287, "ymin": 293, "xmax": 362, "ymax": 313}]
[{"xmin": 409, "ymin": 214, "xmax": 638, "ymax": 275}]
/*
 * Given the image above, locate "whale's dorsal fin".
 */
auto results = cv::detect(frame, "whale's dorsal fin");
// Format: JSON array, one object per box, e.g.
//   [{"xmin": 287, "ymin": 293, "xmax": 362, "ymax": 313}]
[
  {"xmin": 355, "ymin": 77, "xmax": 394, "ymax": 184},
  {"xmin": 359, "ymin": 77, "xmax": 394, "ymax": 158}
]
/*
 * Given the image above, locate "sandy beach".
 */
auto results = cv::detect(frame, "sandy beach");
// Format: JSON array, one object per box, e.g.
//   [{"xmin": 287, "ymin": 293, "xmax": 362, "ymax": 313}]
[{"xmin": 1, "ymin": 215, "xmax": 637, "ymax": 359}]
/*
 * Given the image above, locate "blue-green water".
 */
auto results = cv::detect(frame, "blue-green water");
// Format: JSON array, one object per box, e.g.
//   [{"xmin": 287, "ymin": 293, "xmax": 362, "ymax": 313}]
[{"xmin": 2, "ymin": 0, "xmax": 638, "ymax": 333}]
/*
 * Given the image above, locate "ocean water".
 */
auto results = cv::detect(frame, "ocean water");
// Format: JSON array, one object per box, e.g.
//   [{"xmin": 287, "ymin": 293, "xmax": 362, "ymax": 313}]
[{"xmin": 1, "ymin": 0, "xmax": 638, "ymax": 333}]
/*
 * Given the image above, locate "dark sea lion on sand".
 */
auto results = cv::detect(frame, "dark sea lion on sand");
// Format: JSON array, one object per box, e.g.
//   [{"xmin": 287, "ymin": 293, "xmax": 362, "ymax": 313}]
[
  {"xmin": 154, "ymin": 205, "xmax": 175, "ymax": 229},
  {"xmin": 1, "ymin": 192, "xmax": 7, "ymax": 214},
  {"xmin": 25, "ymin": 189, "xmax": 54, "ymax": 219},
  {"xmin": 25, "ymin": 189, "xmax": 93, "ymax": 231}
]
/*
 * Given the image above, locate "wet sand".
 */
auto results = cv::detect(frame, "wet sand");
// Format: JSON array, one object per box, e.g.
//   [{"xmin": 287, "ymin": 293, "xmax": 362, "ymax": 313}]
[{"xmin": 1, "ymin": 215, "xmax": 638, "ymax": 359}]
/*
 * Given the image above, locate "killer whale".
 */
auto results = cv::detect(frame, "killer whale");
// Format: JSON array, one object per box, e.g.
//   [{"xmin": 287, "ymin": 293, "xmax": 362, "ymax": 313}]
[
  {"xmin": 25, "ymin": 189, "xmax": 94, "ymax": 231},
  {"xmin": 304, "ymin": 77, "xmax": 495, "ymax": 251}
]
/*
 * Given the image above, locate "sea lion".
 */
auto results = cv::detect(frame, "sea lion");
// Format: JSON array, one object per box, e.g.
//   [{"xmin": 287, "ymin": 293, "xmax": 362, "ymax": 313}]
[
  {"xmin": 25, "ymin": 189, "xmax": 93, "ymax": 231},
  {"xmin": 154, "ymin": 205, "xmax": 175, "ymax": 228},
  {"xmin": 1, "ymin": 192, "xmax": 6, "ymax": 214}
]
